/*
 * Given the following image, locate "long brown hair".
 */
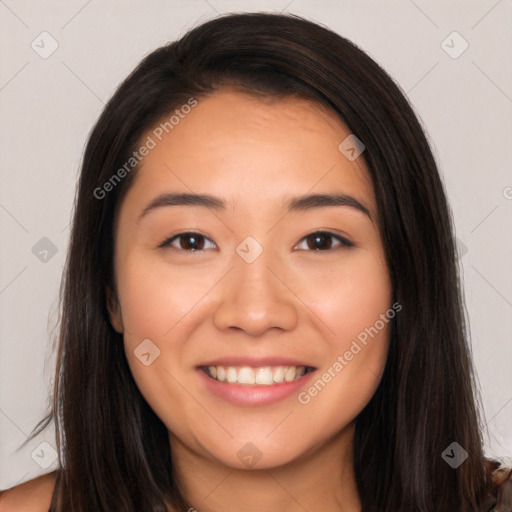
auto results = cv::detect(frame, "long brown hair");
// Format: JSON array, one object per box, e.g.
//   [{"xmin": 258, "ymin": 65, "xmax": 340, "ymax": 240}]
[{"xmin": 22, "ymin": 12, "xmax": 500, "ymax": 511}]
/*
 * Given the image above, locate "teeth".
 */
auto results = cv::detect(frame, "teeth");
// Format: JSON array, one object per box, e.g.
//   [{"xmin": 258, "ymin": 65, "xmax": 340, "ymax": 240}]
[
  {"xmin": 226, "ymin": 367, "xmax": 237, "ymax": 383},
  {"xmin": 238, "ymin": 367, "xmax": 256, "ymax": 384},
  {"xmin": 284, "ymin": 367, "xmax": 296, "ymax": 382},
  {"xmin": 273, "ymin": 367, "xmax": 285, "ymax": 383},
  {"xmin": 255, "ymin": 367, "xmax": 273, "ymax": 385},
  {"xmin": 205, "ymin": 365, "xmax": 310, "ymax": 385}
]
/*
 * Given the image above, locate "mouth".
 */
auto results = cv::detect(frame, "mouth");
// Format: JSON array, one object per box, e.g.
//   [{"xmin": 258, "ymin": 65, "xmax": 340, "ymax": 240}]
[{"xmin": 200, "ymin": 365, "xmax": 316, "ymax": 386}]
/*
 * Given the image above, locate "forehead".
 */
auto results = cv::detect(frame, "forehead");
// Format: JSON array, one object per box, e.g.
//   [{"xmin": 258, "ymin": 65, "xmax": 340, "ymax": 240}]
[{"xmin": 120, "ymin": 89, "xmax": 375, "ymax": 218}]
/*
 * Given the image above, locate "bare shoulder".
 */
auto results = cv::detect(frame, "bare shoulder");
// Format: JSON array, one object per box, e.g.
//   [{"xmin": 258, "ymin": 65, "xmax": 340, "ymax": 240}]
[{"xmin": 0, "ymin": 471, "xmax": 57, "ymax": 512}]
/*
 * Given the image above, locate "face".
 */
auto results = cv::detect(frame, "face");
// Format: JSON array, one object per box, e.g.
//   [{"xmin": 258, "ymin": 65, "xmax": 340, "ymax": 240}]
[{"xmin": 108, "ymin": 90, "xmax": 392, "ymax": 471}]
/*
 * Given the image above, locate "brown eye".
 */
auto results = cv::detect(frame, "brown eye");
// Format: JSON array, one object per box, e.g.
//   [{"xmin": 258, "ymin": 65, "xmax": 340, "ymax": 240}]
[
  {"xmin": 297, "ymin": 231, "xmax": 353, "ymax": 251},
  {"xmin": 159, "ymin": 232, "xmax": 216, "ymax": 252}
]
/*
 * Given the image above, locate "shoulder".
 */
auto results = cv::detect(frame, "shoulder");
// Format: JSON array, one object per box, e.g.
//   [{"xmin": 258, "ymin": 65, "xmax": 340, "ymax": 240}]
[
  {"xmin": 485, "ymin": 458, "xmax": 512, "ymax": 509},
  {"xmin": 0, "ymin": 471, "xmax": 57, "ymax": 512},
  {"xmin": 486, "ymin": 458, "xmax": 512, "ymax": 485}
]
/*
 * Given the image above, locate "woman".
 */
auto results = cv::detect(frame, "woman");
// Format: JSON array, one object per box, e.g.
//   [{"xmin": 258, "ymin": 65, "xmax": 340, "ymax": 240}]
[{"xmin": 1, "ymin": 12, "xmax": 510, "ymax": 512}]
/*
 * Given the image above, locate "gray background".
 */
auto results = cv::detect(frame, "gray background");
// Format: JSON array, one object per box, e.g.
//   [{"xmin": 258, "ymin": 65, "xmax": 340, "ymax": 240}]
[{"xmin": 1, "ymin": 0, "xmax": 511, "ymax": 490}]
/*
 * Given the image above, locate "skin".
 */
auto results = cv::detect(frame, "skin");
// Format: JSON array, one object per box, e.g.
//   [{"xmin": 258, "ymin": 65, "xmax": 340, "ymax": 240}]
[
  {"xmin": 108, "ymin": 89, "xmax": 392, "ymax": 512},
  {"xmin": 0, "ymin": 472, "xmax": 56, "ymax": 511}
]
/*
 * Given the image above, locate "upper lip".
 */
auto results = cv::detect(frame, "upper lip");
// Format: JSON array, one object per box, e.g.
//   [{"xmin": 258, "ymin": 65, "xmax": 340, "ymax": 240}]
[{"xmin": 197, "ymin": 357, "xmax": 316, "ymax": 368}]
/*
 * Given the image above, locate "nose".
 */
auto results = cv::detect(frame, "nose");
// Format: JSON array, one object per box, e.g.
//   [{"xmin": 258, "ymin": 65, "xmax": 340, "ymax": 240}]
[{"xmin": 212, "ymin": 251, "xmax": 299, "ymax": 337}]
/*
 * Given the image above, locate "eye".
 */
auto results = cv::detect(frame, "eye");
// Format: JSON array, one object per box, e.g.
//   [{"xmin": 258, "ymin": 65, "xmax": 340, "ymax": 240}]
[
  {"xmin": 295, "ymin": 231, "xmax": 353, "ymax": 251},
  {"xmin": 158, "ymin": 230, "xmax": 352, "ymax": 253},
  {"xmin": 159, "ymin": 232, "xmax": 216, "ymax": 252}
]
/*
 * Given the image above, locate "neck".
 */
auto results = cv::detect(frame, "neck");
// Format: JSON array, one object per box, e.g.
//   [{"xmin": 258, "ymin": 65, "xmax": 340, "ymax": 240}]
[{"xmin": 167, "ymin": 423, "xmax": 361, "ymax": 512}]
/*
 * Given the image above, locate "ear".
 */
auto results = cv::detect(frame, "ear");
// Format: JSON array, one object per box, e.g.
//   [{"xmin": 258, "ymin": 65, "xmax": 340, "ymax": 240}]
[{"xmin": 106, "ymin": 286, "xmax": 124, "ymax": 333}]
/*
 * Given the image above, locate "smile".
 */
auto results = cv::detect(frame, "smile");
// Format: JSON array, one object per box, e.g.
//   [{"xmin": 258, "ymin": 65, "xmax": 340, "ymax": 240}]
[{"xmin": 202, "ymin": 365, "xmax": 315, "ymax": 386}]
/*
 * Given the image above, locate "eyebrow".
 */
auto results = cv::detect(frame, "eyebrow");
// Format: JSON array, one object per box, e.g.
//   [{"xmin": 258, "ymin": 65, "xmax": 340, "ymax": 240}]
[{"xmin": 137, "ymin": 192, "xmax": 372, "ymax": 223}]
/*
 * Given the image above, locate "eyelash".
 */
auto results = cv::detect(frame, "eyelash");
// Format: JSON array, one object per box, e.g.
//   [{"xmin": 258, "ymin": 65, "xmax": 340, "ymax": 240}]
[{"xmin": 158, "ymin": 231, "xmax": 354, "ymax": 252}]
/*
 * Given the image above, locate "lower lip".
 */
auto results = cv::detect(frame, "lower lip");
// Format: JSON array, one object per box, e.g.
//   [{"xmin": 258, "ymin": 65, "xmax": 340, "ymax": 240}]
[{"xmin": 197, "ymin": 368, "xmax": 317, "ymax": 406}]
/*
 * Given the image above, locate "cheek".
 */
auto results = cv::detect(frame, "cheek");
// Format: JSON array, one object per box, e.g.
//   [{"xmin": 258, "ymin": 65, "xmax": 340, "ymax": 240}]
[
  {"xmin": 296, "ymin": 252, "xmax": 392, "ymax": 413},
  {"xmin": 115, "ymin": 255, "xmax": 212, "ymax": 339},
  {"xmin": 295, "ymin": 317, "xmax": 391, "ymax": 443},
  {"xmin": 115, "ymin": 256, "xmax": 213, "ymax": 418},
  {"xmin": 307, "ymin": 250, "xmax": 392, "ymax": 346}
]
